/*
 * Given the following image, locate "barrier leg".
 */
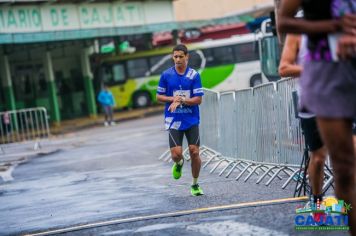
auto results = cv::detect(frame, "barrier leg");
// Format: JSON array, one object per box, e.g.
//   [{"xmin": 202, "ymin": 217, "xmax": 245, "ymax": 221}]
[
  {"xmin": 218, "ymin": 161, "xmax": 234, "ymax": 176},
  {"xmin": 33, "ymin": 141, "xmax": 41, "ymax": 150},
  {"xmin": 243, "ymin": 164, "xmax": 263, "ymax": 182},
  {"xmin": 225, "ymin": 161, "xmax": 240, "ymax": 178},
  {"xmin": 260, "ymin": 165, "xmax": 283, "ymax": 180},
  {"xmin": 265, "ymin": 167, "xmax": 284, "ymax": 186},
  {"xmin": 158, "ymin": 149, "xmax": 170, "ymax": 160},
  {"xmin": 256, "ymin": 166, "xmax": 275, "ymax": 184},
  {"xmin": 235, "ymin": 163, "xmax": 253, "ymax": 181},
  {"xmin": 209, "ymin": 159, "xmax": 226, "ymax": 174},
  {"xmin": 202, "ymin": 154, "xmax": 219, "ymax": 169},
  {"xmin": 282, "ymin": 169, "xmax": 299, "ymax": 189}
]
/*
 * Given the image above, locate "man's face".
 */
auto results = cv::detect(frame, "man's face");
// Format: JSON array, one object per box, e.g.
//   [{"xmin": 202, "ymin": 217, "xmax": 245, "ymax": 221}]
[{"xmin": 172, "ymin": 50, "xmax": 188, "ymax": 69}]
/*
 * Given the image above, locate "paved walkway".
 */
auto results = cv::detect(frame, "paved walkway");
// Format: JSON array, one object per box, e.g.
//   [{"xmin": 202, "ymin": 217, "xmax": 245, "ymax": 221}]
[{"xmin": 0, "ymin": 114, "xmax": 342, "ymax": 236}]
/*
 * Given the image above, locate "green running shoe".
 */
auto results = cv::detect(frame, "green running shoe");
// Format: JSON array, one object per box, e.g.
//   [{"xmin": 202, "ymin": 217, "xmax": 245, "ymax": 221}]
[
  {"xmin": 172, "ymin": 159, "xmax": 184, "ymax": 180},
  {"xmin": 191, "ymin": 184, "xmax": 204, "ymax": 196}
]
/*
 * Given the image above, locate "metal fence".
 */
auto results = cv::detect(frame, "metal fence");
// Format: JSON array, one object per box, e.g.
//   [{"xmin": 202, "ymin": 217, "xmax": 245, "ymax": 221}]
[
  {"xmin": 0, "ymin": 107, "xmax": 50, "ymax": 146},
  {"xmin": 199, "ymin": 78, "xmax": 333, "ymax": 192},
  {"xmin": 199, "ymin": 89, "xmax": 220, "ymax": 151},
  {"xmin": 200, "ymin": 79, "xmax": 302, "ymax": 166},
  {"xmin": 159, "ymin": 78, "xmax": 333, "ymax": 193},
  {"xmin": 200, "ymin": 84, "xmax": 286, "ymax": 165}
]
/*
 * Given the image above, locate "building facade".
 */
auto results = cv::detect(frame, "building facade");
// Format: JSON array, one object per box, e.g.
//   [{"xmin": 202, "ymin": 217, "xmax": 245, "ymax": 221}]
[
  {"xmin": 0, "ymin": 0, "xmax": 274, "ymax": 125},
  {"xmin": 0, "ymin": 0, "xmax": 175, "ymax": 124},
  {"xmin": 174, "ymin": 0, "xmax": 273, "ymax": 21}
]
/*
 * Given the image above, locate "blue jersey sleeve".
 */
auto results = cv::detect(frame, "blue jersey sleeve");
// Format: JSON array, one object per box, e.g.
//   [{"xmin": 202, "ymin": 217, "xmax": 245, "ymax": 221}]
[
  {"xmin": 192, "ymin": 73, "xmax": 204, "ymax": 97},
  {"xmin": 157, "ymin": 73, "xmax": 167, "ymax": 95},
  {"xmin": 97, "ymin": 91, "xmax": 104, "ymax": 103}
]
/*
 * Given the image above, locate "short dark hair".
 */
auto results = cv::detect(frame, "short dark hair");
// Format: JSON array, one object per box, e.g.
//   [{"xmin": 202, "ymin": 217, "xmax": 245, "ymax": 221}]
[{"xmin": 173, "ymin": 44, "xmax": 188, "ymax": 55}]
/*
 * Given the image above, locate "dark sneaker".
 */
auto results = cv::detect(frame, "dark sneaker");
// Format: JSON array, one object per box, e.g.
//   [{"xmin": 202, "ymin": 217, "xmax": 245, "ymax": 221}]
[
  {"xmin": 172, "ymin": 159, "xmax": 184, "ymax": 180},
  {"xmin": 191, "ymin": 184, "xmax": 204, "ymax": 196}
]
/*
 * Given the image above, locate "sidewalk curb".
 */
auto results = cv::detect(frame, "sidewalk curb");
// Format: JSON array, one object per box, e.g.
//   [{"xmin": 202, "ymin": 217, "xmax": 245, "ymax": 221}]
[{"xmin": 51, "ymin": 106, "xmax": 164, "ymax": 135}]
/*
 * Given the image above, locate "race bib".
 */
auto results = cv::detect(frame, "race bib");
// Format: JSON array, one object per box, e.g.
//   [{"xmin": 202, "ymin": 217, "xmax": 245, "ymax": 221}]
[
  {"xmin": 327, "ymin": 33, "xmax": 341, "ymax": 62},
  {"xmin": 173, "ymin": 90, "xmax": 191, "ymax": 99}
]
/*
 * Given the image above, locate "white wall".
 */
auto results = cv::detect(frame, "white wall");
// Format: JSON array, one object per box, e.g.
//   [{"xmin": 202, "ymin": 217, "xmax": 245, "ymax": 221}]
[{"xmin": 174, "ymin": 0, "xmax": 273, "ymax": 21}]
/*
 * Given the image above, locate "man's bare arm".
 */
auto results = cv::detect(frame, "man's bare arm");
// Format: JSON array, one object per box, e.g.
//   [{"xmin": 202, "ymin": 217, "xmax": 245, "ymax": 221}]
[
  {"xmin": 279, "ymin": 34, "xmax": 303, "ymax": 77},
  {"xmin": 156, "ymin": 94, "xmax": 174, "ymax": 103},
  {"xmin": 277, "ymin": 0, "xmax": 340, "ymax": 34}
]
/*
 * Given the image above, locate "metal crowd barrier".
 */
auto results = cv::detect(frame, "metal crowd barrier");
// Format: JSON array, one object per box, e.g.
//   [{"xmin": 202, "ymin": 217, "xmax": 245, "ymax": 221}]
[
  {"xmin": 0, "ymin": 107, "xmax": 50, "ymax": 151},
  {"xmin": 202, "ymin": 78, "xmax": 332, "ymax": 193},
  {"xmin": 199, "ymin": 89, "xmax": 220, "ymax": 151},
  {"xmin": 158, "ymin": 78, "xmax": 333, "ymax": 194}
]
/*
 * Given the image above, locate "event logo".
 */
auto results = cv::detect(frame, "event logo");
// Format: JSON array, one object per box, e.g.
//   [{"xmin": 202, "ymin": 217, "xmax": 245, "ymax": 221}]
[{"xmin": 295, "ymin": 196, "xmax": 351, "ymax": 231}]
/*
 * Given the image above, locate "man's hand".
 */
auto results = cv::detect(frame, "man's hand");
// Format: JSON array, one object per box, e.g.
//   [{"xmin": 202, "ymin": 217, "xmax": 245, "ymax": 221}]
[
  {"xmin": 340, "ymin": 14, "xmax": 356, "ymax": 35},
  {"xmin": 337, "ymin": 35, "xmax": 356, "ymax": 60},
  {"xmin": 168, "ymin": 102, "xmax": 181, "ymax": 113},
  {"xmin": 173, "ymin": 95, "xmax": 184, "ymax": 103}
]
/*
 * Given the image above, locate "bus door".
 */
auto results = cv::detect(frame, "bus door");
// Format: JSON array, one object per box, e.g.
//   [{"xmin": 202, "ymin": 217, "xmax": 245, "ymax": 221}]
[
  {"xmin": 259, "ymin": 35, "xmax": 281, "ymax": 82},
  {"xmin": 100, "ymin": 63, "xmax": 128, "ymax": 108}
]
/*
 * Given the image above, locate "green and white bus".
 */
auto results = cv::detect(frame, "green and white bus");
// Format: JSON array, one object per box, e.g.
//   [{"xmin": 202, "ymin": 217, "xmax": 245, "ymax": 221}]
[{"xmin": 93, "ymin": 23, "xmax": 280, "ymax": 109}]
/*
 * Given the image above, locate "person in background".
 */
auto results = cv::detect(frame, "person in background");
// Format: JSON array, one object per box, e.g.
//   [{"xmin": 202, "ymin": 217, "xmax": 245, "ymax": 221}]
[
  {"xmin": 156, "ymin": 44, "xmax": 205, "ymax": 196},
  {"xmin": 279, "ymin": 31, "xmax": 327, "ymax": 222},
  {"xmin": 2, "ymin": 111, "xmax": 11, "ymax": 135},
  {"xmin": 353, "ymin": 120, "xmax": 356, "ymax": 158},
  {"xmin": 278, "ymin": 0, "xmax": 356, "ymax": 234},
  {"xmin": 97, "ymin": 84, "xmax": 116, "ymax": 126}
]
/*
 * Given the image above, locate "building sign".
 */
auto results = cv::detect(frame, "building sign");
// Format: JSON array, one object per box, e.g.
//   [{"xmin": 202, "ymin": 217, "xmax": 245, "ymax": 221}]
[{"xmin": 0, "ymin": 1, "xmax": 173, "ymax": 33}]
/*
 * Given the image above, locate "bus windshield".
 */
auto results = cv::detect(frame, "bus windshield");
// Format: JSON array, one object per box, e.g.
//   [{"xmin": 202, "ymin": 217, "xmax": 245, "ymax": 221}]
[{"xmin": 260, "ymin": 36, "xmax": 281, "ymax": 81}]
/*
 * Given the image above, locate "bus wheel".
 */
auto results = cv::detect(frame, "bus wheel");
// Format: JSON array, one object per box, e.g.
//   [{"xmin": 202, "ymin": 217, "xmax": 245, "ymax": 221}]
[
  {"xmin": 250, "ymin": 74, "xmax": 262, "ymax": 87},
  {"xmin": 133, "ymin": 92, "xmax": 151, "ymax": 108}
]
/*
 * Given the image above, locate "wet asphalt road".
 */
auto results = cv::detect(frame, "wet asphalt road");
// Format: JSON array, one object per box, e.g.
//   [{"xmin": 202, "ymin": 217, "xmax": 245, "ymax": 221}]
[{"xmin": 0, "ymin": 115, "xmax": 344, "ymax": 236}]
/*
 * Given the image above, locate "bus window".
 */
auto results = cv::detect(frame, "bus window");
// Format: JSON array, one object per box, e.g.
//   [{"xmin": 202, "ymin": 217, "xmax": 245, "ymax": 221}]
[
  {"xmin": 202, "ymin": 48, "xmax": 215, "ymax": 67},
  {"xmin": 212, "ymin": 46, "xmax": 234, "ymax": 65},
  {"xmin": 234, "ymin": 42, "xmax": 259, "ymax": 63},
  {"xmin": 127, "ymin": 58, "xmax": 149, "ymax": 78},
  {"xmin": 188, "ymin": 50, "xmax": 203, "ymax": 70},
  {"xmin": 148, "ymin": 55, "xmax": 173, "ymax": 76},
  {"xmin": 260, "ymin": 36, "xmax": 280, "ymax": 80},
  {"xmin": 102, "ymin": 66, "xmax": 113, "ymax": 84},
  {"xmin": 112, "ymin": 64, "xmax": 126, "ymax": 83},
  {"xmin": 102, "ymin": 63, "xmax": 126, "ymax": 84}
]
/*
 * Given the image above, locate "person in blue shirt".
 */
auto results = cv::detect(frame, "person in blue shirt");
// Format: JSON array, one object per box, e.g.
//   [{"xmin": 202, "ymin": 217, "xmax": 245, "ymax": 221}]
[
  {"xmin": 156, "ymin": 44, "xmax": 204, "ymax": 196},
  {"xmin": 97, "ymin": 84, "xmax": 116, "ymax": 126}
]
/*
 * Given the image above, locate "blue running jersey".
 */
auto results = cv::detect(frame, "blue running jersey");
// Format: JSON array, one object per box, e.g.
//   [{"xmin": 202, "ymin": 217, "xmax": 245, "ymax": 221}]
[{"xmin": 157, "ymin": 66, "xmax": 204, "ymax": 130}]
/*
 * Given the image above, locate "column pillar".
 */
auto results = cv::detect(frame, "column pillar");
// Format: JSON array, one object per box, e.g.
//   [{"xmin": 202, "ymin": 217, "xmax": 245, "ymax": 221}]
[
  {"xmin": 81, "ymin": 46, "xmax": 97, "ymax": 118},
  {"xmin": 44, "ymin": 51, "xmax": 61, "ymax": 124},
  {"xmin": 0, "ymin": 54, "xmax": 16, "ymax": 111}
]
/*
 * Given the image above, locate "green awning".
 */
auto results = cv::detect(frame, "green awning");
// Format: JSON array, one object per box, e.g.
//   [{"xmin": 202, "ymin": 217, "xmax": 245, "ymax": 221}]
[{"xmin": 0, "ymin": 5, "xmax": 272, "ymax": 44}]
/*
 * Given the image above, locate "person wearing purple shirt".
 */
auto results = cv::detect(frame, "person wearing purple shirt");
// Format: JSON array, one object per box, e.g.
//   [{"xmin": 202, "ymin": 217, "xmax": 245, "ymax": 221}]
[{"xmin": 278, "ymin": 0, "xmax": 356, "ymax": 234}]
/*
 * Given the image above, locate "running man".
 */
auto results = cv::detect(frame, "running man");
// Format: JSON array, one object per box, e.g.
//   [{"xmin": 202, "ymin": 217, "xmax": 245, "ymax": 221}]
[{"xmin": 156, "ymin": 44, "xmax": 204, "ymax": 196}]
